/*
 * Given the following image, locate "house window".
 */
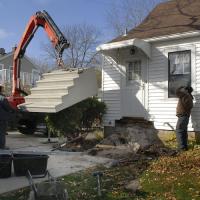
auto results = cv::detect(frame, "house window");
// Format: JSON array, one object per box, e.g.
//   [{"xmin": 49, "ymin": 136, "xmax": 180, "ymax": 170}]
[
  {"xmin": 0, "ymin": 64, "xmax": 5, "ymax": 84},
  {"xmin": 32, "ymin": 70, "xmax": 40, "ymax": 86},
  {"xmin": 127, "ymin": 60, "xmax": 141, "ymax": 83},
  {"xmin": 9, "ymin": 66, "xmax": 13, "ymax": 83},
  {"xmin": 168, "ymin": 50, "xmax": 191, "ymax": 98},
  {"xmin": 0, "ymin": 64, "xmax": 4, "ymax": 70}
]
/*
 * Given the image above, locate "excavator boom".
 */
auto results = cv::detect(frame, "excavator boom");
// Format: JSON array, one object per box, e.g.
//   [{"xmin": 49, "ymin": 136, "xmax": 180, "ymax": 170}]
[
  {"xmin": 6, "ymin": 10, "xmax": 97, "ymax": 136},
  {"xmin": 9, "ymin": 10, "xmax": 69, "ymax": 108}
]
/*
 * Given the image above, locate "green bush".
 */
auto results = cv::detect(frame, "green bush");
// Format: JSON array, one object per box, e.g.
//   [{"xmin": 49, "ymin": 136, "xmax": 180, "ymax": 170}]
[{"xmin": 45, "ymin": 97, "xmax": 106, "ymax": 136}]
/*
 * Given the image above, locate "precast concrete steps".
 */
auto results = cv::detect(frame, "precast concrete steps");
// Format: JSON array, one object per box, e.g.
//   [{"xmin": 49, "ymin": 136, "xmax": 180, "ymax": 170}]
[
  {"xmin": 36, "ymin": 78, "xmax": 74, "ymax": 87},
  {"xmin": 18, "ymin": 68, "xmax": 98, "ymax": 113}
]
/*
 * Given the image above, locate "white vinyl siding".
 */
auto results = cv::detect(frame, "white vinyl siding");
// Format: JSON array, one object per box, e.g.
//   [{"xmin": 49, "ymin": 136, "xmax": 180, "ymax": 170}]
[
  {"xmin": 0, "ymin": 53, "xmax": 39, "ymax": 87},
  {"xmin": 101, "ymin": 36, "xmax": 200, "ymax": 132},
  {"xmin": 148, "ymin": 37, "xmax": 200, "ymax": 131},
  {"xmin": 102, "ymin": 55, "xmax": 121, "ymax": 126},
  {"xmin": 32, "ymin": 70, "xmax": 40, "ymax": 86},
  {"xmin": 0, "ymin": 64, "xmax": 4, "ymax": 70},
  {"xmin": 0, "ymin": 64, "xmax": 4, "ymax": 84},
  {"xmin": 168, "ymin": 50, "xmax": 191, "ymax": 97},
  {"xmin": 191, "ymin": 43, "xmax": 200, "ymax": 131}
]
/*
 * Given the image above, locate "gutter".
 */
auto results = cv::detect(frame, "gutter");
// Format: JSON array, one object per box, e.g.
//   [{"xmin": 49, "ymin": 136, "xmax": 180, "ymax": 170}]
[
  {"xmin": 144, "ymin": 30, "xmax": 200, "ymax": 42},
  {"xmin": 97, "ymin": 38, "xmax": 152, "ymax": 58},
  {"xmin": 97, "ymin": 31, "xmax": 200, "ymax": 52}
]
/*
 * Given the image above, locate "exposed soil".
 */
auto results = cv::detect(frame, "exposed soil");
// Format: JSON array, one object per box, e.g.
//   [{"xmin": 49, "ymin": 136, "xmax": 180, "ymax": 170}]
[{"xmin": 54, "ymin": 132, "xmax": 177, "ymax": 160}]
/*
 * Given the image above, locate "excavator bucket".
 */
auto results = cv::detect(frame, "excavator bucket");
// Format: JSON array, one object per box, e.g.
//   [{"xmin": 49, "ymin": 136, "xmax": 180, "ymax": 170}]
[{"xmin": 18, "ymin": 68, "xmax": 98, "ymax": 113}]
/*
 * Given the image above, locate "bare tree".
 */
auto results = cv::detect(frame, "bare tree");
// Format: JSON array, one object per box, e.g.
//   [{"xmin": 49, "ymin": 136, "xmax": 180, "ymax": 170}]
[
  {"xmin": 42, "ymin": 24, "xmax": 101, "ymax": 68},
  {"xmin": 106, "ymin": 0, "xmax": 166, "ymax": 36},
  {"xmin": 30, "ymin": 57, "xmax": 55, "ymax": 75}
]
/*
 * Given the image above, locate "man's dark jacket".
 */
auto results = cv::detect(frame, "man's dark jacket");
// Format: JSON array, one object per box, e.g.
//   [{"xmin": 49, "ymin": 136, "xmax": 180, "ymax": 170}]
[
  {"xmin": 0, "ymin": 94, "xmax": 15, "ymax": 121},
  {"xmin": 176, "ymin": 87, "xmax": 193, "ymax": 117}
]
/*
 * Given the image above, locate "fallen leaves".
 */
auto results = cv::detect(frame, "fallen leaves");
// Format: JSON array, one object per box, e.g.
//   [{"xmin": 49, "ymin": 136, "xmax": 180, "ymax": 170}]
[
  {"xmin": 141, "ymin": 148, "xmax": 200, "ymax": 200},
  {"xmin": 2, "ymin": 145, "xmax": 200, "ymax": 200}
]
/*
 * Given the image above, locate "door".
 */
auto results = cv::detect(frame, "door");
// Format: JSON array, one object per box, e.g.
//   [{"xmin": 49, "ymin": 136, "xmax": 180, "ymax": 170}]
[{"xmin": 121, "ymin": 59, "xmax": 147, "ymax": 118}]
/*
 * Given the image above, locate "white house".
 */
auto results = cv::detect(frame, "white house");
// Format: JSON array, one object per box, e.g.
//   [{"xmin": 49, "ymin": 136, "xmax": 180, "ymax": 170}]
[
  {"xmin": 0, "ymin": 48, "xmax": 40, "ymax": 88},
  {"xmin": 97, "ymin": 0, "xmax": 200, "ymax": 132}
]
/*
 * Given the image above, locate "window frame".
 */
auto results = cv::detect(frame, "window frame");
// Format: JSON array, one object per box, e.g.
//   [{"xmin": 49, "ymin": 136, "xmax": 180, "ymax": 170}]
[
  {"xmin": 168, "ymin": 50, "xmax": 191, "ymax": 98},
  {"xmin": 127, "ymin": 60, "xmax": 142, "ymax": 85},
  {"xmin": 9, "ymin": 66, "xmax": 13, "ymax": 83},
  {"xmin": 0, "ymin": 64, "xmax": 3, "ymax": 84},
  {"xmin": 31, "ymin": 69, "xmax": 40, "ymax": 87},
  {"xmin": 0, "ymin": 64, "xmax": 4, "ymax": 70}
]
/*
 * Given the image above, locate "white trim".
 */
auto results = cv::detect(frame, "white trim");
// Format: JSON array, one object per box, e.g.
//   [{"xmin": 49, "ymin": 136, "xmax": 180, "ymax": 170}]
[
  {"xmin": 126, "ymin": 60, "xmax": 142, "ymax": 85},
  {"xmin": 101, "ymin": 55, "xmax": 105, "ymax": 102},
  {"xmin": 9, "ymin": 66, "xmax": 13, "ymax": 83},
  {"xmin": 97, "ymin": 31, "xmax": 200, "ymax": 53},
  {"xmin": 0, "ymin": 52, "xmax": 38, "ymax": 70},
  {"xmin": 32, "ymin": 69, "xmax": 40, "ymax": 74},
  {"xmin": 145, "ymin": 31, "xmax": 200, "ymax": 43},
  {"xmin": 9, "ymin": 66, "xmax": 13, "ymax": 71},
  {"xmin": 0, "ymin": 52, "xmax": 13, "ymax": 62},
  {"xmin": 97, "ymin": 38, "xmax": 151, "ymax": 58},
  {"xmin": 0, "ymin": 64, "xmax": 4, "ymax": 70},
  {"xmin": 145, "ymin": 57, "xmax": 149, "ymax": 116},
  {"xmin": 163, "ymin": 44, "xmax": 196, "ymax": 100},
  {"xmin": 31, "ymin": 69, "xmax": 40, "ymax": 86}
]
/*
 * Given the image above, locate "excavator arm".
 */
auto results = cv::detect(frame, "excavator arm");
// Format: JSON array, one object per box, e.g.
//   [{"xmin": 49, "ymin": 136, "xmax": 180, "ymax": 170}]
[{"xmin": 9, "ymin": 10, "xmax": 69, "ymax": 108}]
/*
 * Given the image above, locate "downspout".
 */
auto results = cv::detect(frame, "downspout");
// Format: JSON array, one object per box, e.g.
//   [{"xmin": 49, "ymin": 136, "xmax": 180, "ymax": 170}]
[
  {"xmin": 146, "ymin": 57, "xmax": 149, "ymax": 120},
  {"xmin": 101, "ymin": 53, "xmax": 105, "ymax": 134},
  {"xmin": 101, "ymin": 54, "xmax": 105, "ymax": 102},
  {"xmin": 116, "ymin": 48, "xmax": 122, "ymax": 121}
]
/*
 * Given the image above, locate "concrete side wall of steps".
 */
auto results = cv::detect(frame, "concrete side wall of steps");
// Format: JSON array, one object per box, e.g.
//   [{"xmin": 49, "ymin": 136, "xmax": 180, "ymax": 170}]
[{"xmin": 18, "ymin": 68, "xmax": 98, "ymax": 113}]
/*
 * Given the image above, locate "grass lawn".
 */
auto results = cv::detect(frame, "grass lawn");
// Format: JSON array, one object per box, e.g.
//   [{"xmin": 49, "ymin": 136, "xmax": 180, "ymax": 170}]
[{"xmin": 1, "ymin": 133, "xmax": 200, "ymax": 200}]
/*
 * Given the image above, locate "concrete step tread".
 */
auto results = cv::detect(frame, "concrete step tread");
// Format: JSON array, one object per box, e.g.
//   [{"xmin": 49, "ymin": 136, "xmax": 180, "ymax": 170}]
[
  {"xmin": 27, "ymin": 92, "xmax": 67, "ymax": 96},
  {"xmin": 18, "ymin": 68, "xmax": 97, "ymax": 113},
  {"xmin": 25, "ymin": 95, "xmax": 62, "ymax": 100},
  {"xmin": 43, "ymin": 70, "xmax": 78, "ymax": 76},
  {"xmin": 20, "ymin": 102, "xmax": 60, "ymax": 108},
  {"xmin": 25, "ymin": 96, "xmax": 63, "ymax": 99},
  {"xmin": 31, "ymin": 86, "xmax": 72, "ymax": 90},
  {"xmin": 37, "ymin": 78, "xmax": 75, "ymax": 83}
]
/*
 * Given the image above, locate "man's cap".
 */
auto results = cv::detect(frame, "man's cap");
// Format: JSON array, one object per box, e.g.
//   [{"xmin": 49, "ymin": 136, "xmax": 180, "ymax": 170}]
[{"xmin": 185, "ymin": 86, "xmax": 193, "ymax": 93}]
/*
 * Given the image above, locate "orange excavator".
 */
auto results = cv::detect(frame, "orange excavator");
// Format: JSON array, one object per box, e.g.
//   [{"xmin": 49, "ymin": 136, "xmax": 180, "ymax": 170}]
[
  {"xmin": 7, "ymin": 10, "xmax": 69, "ymax": 134},
  {"xmin": 8, "ymin": 10, "xmax": 69, "ymax": 109}
]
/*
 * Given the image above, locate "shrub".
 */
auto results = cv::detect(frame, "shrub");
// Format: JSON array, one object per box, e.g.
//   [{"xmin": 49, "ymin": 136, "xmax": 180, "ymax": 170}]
[{"xmin": 45, "ymin": 97, "xmax": 106, "ymax": 136}]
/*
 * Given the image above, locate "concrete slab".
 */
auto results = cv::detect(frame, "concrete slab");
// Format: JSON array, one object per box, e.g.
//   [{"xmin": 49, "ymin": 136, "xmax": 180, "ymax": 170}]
[
  {"xmin": 6, "ymin": 131, "xmax": 56, "ymax": 152},
  {"xmin": 0, "ymin": 131, "xmax": 111, "ymax": 194}
]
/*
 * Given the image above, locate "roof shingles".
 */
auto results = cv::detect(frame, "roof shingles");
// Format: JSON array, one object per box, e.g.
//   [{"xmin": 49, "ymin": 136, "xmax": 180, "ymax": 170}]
[{"xmin": 110, "ymin": 0, "xmax": 200, "ymax": 43}]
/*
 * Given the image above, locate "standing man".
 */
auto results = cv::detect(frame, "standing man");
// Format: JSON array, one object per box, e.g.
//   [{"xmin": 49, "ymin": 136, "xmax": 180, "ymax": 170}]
[
  {"xmin": 176, "ymin": 86, "xmax": 193, "ymax": 151},
  {"xmin": 0, "ymin": 85, "xmax": 15, "ymax": 149}
]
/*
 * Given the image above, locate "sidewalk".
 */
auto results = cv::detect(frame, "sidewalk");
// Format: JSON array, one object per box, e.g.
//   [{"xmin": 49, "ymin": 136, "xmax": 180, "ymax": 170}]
[{"xmin": 0, "ymin": 131, "xmax": 111, "ymax": 194}]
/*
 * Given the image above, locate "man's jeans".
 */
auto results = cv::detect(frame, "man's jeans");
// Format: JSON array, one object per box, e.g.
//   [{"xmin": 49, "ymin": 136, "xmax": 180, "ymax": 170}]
[
  {"xmin": 0, "ymin": 121, "xmax": 7, "ymax": 149},
  {"xmin": 176, "ymin": 115, "xmax": 189, "ymax": 150}
]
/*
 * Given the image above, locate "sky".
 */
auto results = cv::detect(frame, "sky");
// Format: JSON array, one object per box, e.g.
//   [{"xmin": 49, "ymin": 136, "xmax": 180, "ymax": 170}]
[
  {"xmin": 0, "ymin": 0, "xmax": 163, "ymax": 61},
  {"xmin": 0, "ymin": 0, "xmax": 117, "ymax": 60}
]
